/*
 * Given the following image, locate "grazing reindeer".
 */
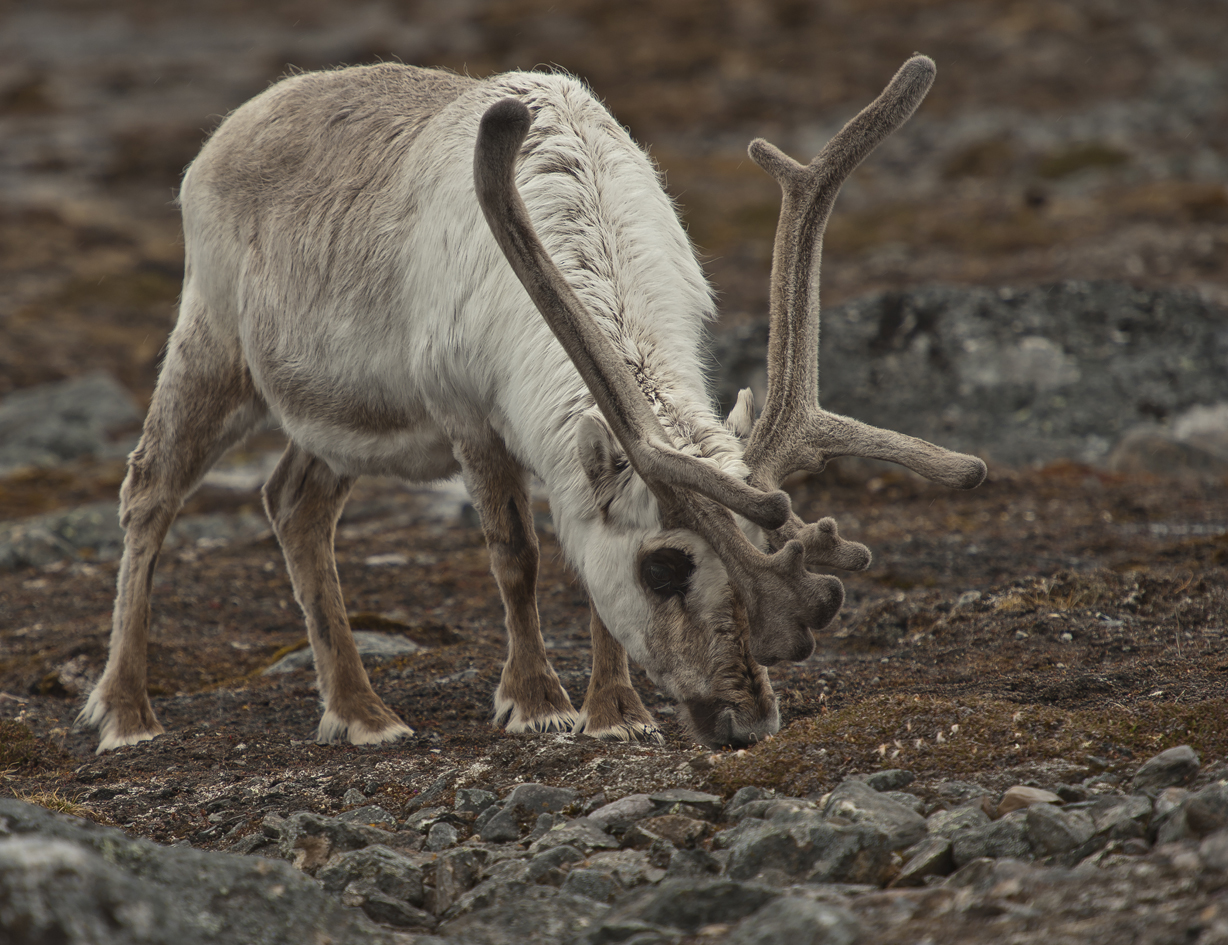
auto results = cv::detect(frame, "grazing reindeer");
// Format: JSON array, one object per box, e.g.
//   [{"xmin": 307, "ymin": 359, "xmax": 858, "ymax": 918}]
[{"xmin": 78, "ymin": 55, "xmax": 984, "ymax": 754}]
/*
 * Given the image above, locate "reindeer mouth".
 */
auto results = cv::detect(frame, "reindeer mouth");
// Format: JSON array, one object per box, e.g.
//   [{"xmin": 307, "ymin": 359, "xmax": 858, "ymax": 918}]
[{"xmin": 679, "ymin": 695, "xmax": 780, "ymax": 750}]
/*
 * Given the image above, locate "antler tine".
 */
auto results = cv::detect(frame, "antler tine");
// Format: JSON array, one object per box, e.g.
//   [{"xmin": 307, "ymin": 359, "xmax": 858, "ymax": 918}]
[
  {"xmin": 473, "ymin": 98, "xmax": 791, "ymax": 532},
  {"xmin": 743, "ymin": 56, "xmax": 986, "ymax": 495}
]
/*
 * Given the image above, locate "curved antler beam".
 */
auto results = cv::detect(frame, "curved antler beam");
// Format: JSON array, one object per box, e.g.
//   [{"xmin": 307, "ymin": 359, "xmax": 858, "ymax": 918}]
[
  {"xmin": 743, "ymin": 55, "xmax": 986, "ymax": 494},
  {"xmin": 474, "ymin": 98, "xmax": 791, "ymax": 532}
]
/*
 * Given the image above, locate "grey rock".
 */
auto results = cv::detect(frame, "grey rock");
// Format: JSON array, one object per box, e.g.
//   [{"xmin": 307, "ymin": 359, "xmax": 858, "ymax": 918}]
[
  {"xmin": 1084, "ymin": 794, "xmax": 1152, "ymax": 838},
  {"xmin": 317, "ymin": 843, "xmax": 427, "ymax": 906},
  {"xmin": 585, "ymin": 849, "xmax": 666, "ymax": 889},
  {"xmin": 588, "ymin": 793, "xmax": 656, "ymax": 830},
  {"xmin": 762, "ymin": 798, "xmax": 819, "ymax": 822},
  {"xmin": 663, "ymin": 847, "xmax": 723, "ymax": 879},
  {"xmin": 264, "ymin": 631, "xmax": 420, "ymax": 674},
  {"xmin": 506, "ymin": 782, "xmax": 580, "ymax": 815},
  {"xmin": 1200, "ymin": 829, "xmax": 1228, "ymax": 871},
  {"xmin": 426, "ymin": 821, "xmax": 459, "ymax": 852},
  {"xmin": 432, "ymin": 848, "xmax": 486, "ymax": 916},
  {"xmin": 932, "ymin": 781, "xmax": 992, "ymax": 806},
  {"xmin": 529, "ymin": 818, "xmax": 620, "ymax": 856},
  {"xmin": 648, "ymin": 788, "xmax": 723, "ymax": 820},
  {"xmin": 712, "ymin": 282, "xmax": 1228, "ymax": 469},
  {"xmin": 1132, "ymin": 745, "xmax": 1201, "ymax": 795},
  {"xmin": 1186, "ymin": 783, "xmax": 1228, "ymax": 837},
  {"xmin": 952, "ymin": 811, "xmax": 1033, "ymax": 866},
  {"xmin": 724, "ymin": 786, "xmax": 772, "ymax": 821},
  {"xmin": 0, "ymin": 372, "xmax": 141, "ymax": 474},
  {"xmin": 527, "ymin": 844, "xmax": 586, "ymax": 884},
  {"xmin": 337, "ymin": 804, "xmax": 397, "ymax": 828},
  {"xmin": 860, "ymin": 769, "xmax": 916, "ymax": 792},
  {"xmin": 882, "ymin": 791, "xmax": 926, "ymax": 815},
  {"xmin": 526, "ymin": 811, "xmax": 561, "ymax": 844},
  {"xmin": 601, "ymin": 879, "xmax": 779, "ymax": 936},
  {"xmin": 946, "ymin": 856, "xmax": 1036, "ymax": 892},
  {"xmin": 0, "ymin": 799, "xmax": 389, "ymax": 944},
  {"xmin": 893, "ymin": 836, "xmax": 955, "ymax": 886},
  {"xmin": 726, "ymin": 896, "xmax": 862, "ymax": 945},
  {"xmin": 480, "ymin": 806, "xmax": 523, "ymax": 844},
  {"xmin": 438, "ymin": 884, "xmax": 609, "ymax": 945},
  {"xmin": 823, "ymin": 778, "xmax": 927, "ymax": 850},
  {"xmin": 272, "ymin": 811, "xmax": 395, "ymax": 869},
  {"xmin": 339, "ymin": 880, "xmax": 435, "ymax": 929},
  {"xmin": 926, "ymin": 805, "xmax": 991, "ymax": 840},
  {"xmin": 1025, "ymin": 804, "xmax": 1096, "ymax": 856},
  {"xmin": 455, "ymin": 788, "xmax": 498, "ymax": 815},
  {"xmin": 724, "ymin": 815, "xmax": 891, "ymax": 885},
  {"xmin": 404, "ymin": 806, "xmax": 451, "ymax": 833},
  {"xmin": 341, "ymin": 788, "xmax": 367, "ymax": 807},
  {"xmin": 405, "ymin": 774, "xmax": 454, "ymax": 814},
  {"xmin": 561, "ymin": 868, "xmax": 620, "ymax": 902}
]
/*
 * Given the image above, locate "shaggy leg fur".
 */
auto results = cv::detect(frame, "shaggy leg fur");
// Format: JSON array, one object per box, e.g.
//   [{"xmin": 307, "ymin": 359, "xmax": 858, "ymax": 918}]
[
  {"xmin": 457, "ymin": 437, "xmax": 578, "ymax": 734},
  {"xmin": 263, "ymin": 444, "xmax": 413, "ymax": 745},
  {"xmin": 573, "ymin": 608, "xmax": 663, "ymax": 743},
  {"xmin": 78, "ymin": 294, "xmax": 266, "ymax": 752}
]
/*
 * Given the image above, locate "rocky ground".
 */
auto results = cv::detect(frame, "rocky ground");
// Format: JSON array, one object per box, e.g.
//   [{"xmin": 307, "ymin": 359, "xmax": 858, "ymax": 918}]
[{"xmin": 2, "ymin": 1, "xmax": 1227, "ymax": 943}]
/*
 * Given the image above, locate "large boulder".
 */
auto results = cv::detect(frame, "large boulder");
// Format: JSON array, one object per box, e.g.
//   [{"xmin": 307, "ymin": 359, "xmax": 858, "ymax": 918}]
[{"xmin": 712, "ymin": 282, "xmax": 1228, "ymax": 469}]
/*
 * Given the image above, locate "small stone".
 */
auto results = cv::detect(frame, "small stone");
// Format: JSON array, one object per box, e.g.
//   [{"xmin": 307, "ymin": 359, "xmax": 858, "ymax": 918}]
[
  {"xmin": 529, "ymin": 818, "xmax": 620, "ymax": 856},
  {"xmin": 526, "ymin": 812, "xmax": 560, "ymax": 844},
  {"xmin": 860, "ymin": 769, "xmax": 916, "ymax": 792},
  {"xmin": 664, "ymin": 847, "xmax": 723, "ymax": 879},
  {"xmin": 725, "ymin": 896, "xmax": 861, "ymax": 945},
  {"xmin": 1131, "ymin": 745, "xmax": 1200, "ymax": 795},
  {"xmin": 891, "ymin": 836, "xmax": 954, "ymax": 887},
  {"xmin": 724, "ymin": 786, "xmax": 771, "ymax": 821},
  {"xmin": 634, "ymin": 814, "xmax": 714, "ymax": 849},
  {"xmin": 341, "ymin": 880, "xmax": 435, "ymax": 929},
  {"xmin": 505, "ymin": 783, "xmax": 580, "ymax": 814},
  {"xmin": 317, "ymin": 843, "xmax": 427, "ymax": 906},
  {"xmin": 1200, "ymin": 829, "xmax": 1228, "ymax": 871},
  {"xmin": 882, "ymin": 791, "xmax": 926, "ymax": 815},
  {"xmin": 1025, "ymin": 803, "xmax": 1095, "ymax": 856},
  {"xmin": 724, "ymin": 816, "xmax": 891, "ymax": 885},
  {"xmin": 586, "ymin": 849, "xmax": 665, "ymax": 888},
  {"xmin": 479, "ymin": 807, "xmax": 522, "ymax": 844},
  {"xmin": 527, "ymin": 844, "xmax": 586, "ymax": 884},
  {"xmin": 427, "ymin": 821, "xmax": 459, "ymax": 851},
  {"xmin": 951, "ymin": 811, "xmax": 1032, "ymax": 867},
  {"xmin": 926, "ymin": 806, "xmax": 990, "ymax": 841},
  {"xmin": 1186, "ymin": 783, "xmax": 1228, "ymax": 838},
  {"xmin": 998, "ymin": 786, "xmax": 1063, "ymax": 816},
  {"xmin": 454, "ymin": 788, "xmax": 497, "ymax": 815},
  {"xmin": 562, "ymin": 867, "xmax": 620, "ymax": 902},
  {"xmin": 822, "ymin": 779, "xmax": 927, "ymax": 850},
  {"xmin": 1086, "ymin": 795, "xmax": 1152, "ymax": 838},
  {"xmin": 648, "ymin": 789, "xmax": 724, "ymax": 820},
  {"xmin": 611, "ymin": 879, "xmax": 780, "ymax": 934},
  {"xmin": 588, "ymin": 794, "xmax": 656, "ymax": 830},
  {"xmin": 336, "ymin": 804, "xmax": 397, "ymax": 828},
  {"xmin": 341, "ymin": 788, "xmax": 366, "ymax": 807}
]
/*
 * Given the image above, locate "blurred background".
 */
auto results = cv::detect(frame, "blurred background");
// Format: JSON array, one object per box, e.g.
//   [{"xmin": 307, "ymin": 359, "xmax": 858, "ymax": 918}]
[{"xmin": 2, "ymin": 0, "xmax": 1225, "ymax": 407}]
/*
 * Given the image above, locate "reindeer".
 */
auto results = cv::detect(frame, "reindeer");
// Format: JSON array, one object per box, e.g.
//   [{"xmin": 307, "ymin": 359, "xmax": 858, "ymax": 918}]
[{"xmin": 77, "ymin": 55, "xmax": 984, "ymax": 754}]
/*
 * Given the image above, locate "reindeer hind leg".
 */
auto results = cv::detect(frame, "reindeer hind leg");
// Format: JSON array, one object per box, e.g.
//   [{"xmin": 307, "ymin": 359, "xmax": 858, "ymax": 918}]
[
  {"xmin": 263, "ymin": 443, "xmax": 412, "ymax": 745},
  {"xmin": 79, "ymin": 294, "xmax": 266, "ymax": 752}
]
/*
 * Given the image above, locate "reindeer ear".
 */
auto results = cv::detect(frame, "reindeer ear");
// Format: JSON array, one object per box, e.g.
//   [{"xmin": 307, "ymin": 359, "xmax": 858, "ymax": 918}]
[{"xmin": 577, "ymin": 412, "xmax": 629, "ymax": 505}]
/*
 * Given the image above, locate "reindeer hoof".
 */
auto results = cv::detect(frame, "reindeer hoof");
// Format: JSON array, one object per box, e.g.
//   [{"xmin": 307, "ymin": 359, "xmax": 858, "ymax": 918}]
[
  {"xmin": 493, "ymin": 675, "xmax": 578, "ymax": 735},
  {"xmin": 317, "ymin": 701, "xmax": 414, "ymax": 745},
  {"xmin": 573, "ymin": 714, "xmax": 665, "ymax": 744},
  {"xmin": 77, "ymin": 687, "xmax": 165, "ymax": 754}
]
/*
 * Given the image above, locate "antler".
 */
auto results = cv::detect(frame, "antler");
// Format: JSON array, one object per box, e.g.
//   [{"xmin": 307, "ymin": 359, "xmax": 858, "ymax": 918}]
[
  {"xmin": 744, "ymin": 56, "xmax": 987, "ymax": 519},
  {"xmin": 474, "ymin": 98, "xmax": 844, "ymax": 663}
]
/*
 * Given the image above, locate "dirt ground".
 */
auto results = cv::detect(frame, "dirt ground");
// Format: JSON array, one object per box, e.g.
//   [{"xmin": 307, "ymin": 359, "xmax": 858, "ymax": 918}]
[
  {"xmin": 0, "ymin": 0, "xmax": 1226, "ymax": 929},
  {"xmin": 1, "ymin": 455, "xmax": 1225, "ymax": 846}
]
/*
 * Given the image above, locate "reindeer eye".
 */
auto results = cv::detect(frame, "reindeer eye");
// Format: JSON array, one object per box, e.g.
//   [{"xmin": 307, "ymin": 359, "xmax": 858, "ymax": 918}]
[{"xmin": 640, "ymin": 548, "xmax": 695, "ymax": 598}]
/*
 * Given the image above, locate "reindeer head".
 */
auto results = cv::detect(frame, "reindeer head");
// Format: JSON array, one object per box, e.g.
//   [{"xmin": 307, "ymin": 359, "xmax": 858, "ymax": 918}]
[{"xmin": 474, "ymin": 56, "xmax": 986, "ymax": 748}]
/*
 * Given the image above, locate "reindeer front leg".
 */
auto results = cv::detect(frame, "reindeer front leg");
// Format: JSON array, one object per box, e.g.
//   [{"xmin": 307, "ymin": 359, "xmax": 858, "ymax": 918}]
[
  {"xmin": 574, "ymin": 607, "xmax": 663, "ymax": 743},
  {"xmin": 456, "ymin": 437, "xmax": 578, "ymax": 734}
]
